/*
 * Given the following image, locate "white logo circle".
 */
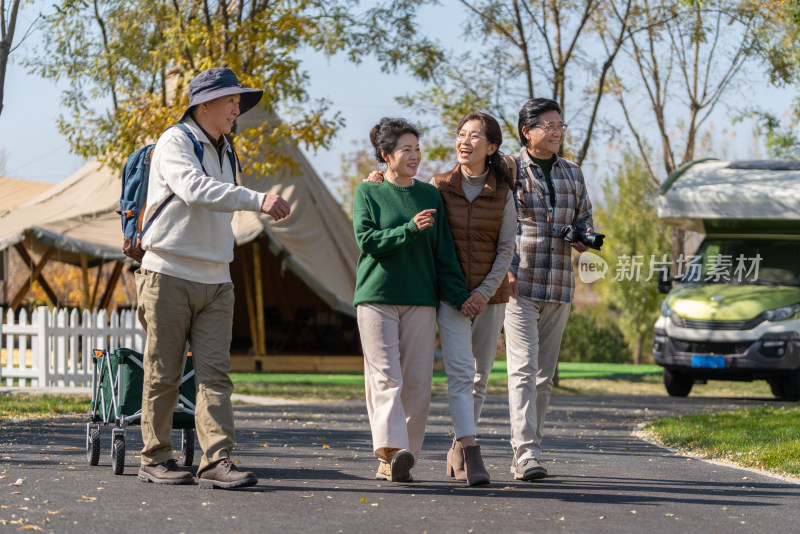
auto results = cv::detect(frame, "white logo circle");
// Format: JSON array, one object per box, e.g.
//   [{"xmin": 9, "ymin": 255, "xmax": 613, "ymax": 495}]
[{"xmin": 577, "ymin": 251, "xmax": 608, "ymax": 284}]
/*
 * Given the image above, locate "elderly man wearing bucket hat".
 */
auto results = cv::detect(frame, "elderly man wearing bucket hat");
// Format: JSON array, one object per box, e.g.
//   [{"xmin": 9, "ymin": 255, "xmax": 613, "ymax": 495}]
[{"xmin": 135, "ymin": 67, "xmax": 290, "ymax": 489}]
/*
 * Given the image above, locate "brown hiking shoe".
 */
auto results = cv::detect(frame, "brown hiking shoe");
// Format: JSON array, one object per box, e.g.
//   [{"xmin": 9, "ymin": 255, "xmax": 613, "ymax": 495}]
[
  {"xmin": 198, "ymin": 458, "xmax": 257, "ymax": 490},
  {"xmin": 138, "ymin": 459, "xmax": 194, "ymax": 485}
]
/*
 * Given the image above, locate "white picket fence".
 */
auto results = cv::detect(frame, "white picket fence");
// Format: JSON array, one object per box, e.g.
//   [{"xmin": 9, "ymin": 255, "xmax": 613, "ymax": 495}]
[{"xmin": 0, "ymin": 306, "xmax": 145, "ymax": 388}]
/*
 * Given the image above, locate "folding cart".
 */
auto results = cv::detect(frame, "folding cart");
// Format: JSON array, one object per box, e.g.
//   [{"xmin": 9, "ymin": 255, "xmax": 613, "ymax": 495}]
[{"xmin": 87, "ymin": 347, "xmax": 196, "ymax": 475}]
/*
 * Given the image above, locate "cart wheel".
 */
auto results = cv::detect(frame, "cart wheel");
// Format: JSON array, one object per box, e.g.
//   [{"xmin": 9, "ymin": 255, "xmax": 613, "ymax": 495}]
[
  {"xmin": 181, "ymin": 428, "xmax": 195, "ymax": 466},
  {"xmin": 111, "ymin": 434, "xmax": 125, "ymax": 475},
  {"xmin": 87, "ymin": 426, "xmax": 101, "ymax": 466}
]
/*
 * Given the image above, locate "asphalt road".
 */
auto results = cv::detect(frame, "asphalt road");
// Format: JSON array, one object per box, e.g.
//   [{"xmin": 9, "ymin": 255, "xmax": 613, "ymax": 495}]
[{"xmin": 1, "ymin": 393, "xmax": 798, "ymax": 533}]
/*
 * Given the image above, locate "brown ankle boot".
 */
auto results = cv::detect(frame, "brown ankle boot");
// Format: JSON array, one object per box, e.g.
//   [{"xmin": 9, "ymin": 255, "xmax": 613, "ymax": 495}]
[
  {"xmin": 463, "ymin": 445, "xmax": 490, "ymax": 486},
  {"xmin": 446, "ymin": 438, "xmax": 466, "ymax": 480}
]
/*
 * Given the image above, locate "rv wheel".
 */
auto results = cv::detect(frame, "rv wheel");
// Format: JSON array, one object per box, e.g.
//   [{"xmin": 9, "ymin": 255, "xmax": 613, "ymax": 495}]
[
  {"xmin": 767, "ymin": 377, "xmax": 786, "ymax": 399},
  {"xmin": 663, "ymin": 368, "xmax": 693, "ymax": 397},
  {"xmin": 780, "ymin": 372, "xmax": 800, "ymax": 402}
]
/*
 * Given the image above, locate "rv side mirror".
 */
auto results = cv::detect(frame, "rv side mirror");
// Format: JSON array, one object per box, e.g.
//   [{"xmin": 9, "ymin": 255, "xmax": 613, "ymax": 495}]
[{"xmin": 657, "ymin": 266, "xmax": 673, "ymax": 294}]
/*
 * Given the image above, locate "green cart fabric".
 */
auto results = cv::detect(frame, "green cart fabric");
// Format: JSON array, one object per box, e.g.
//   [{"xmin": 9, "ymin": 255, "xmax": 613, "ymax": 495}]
[{"xmin": 92, "ymin": 348, "xmax": 196, "ymax": 429}]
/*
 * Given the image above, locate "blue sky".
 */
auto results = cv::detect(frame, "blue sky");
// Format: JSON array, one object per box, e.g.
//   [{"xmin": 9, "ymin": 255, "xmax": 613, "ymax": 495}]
[{"xmin": 0, "ymin": 1, "xmax": 796, "ymax": 194}]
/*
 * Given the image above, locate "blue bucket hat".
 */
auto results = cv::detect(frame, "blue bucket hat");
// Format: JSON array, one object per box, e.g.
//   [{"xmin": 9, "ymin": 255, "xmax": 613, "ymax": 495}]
[{"xmin": 179, "ymin": 67, "xmax": 263, "ymax": 122}]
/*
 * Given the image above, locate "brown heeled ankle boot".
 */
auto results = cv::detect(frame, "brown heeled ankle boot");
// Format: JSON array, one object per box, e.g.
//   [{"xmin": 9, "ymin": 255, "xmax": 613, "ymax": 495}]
[
  {"xmin": 463, "ymin": 445, "xmax": 490, "ymax": 486},
  {"xmin": 446, "ymin": 438, "xmax": 466, "ymax": 480}
]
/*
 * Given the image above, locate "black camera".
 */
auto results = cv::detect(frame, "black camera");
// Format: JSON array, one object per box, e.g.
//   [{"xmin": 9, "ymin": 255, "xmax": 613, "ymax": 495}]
[{"xmin": 558, "ymin": 225, "xmax": 605, "ymax": 251}]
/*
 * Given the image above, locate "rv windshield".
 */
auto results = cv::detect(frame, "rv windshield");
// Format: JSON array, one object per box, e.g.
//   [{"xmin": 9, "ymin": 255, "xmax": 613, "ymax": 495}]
[{"xmin": 681, "ymin": 238, "xmax": 800, "ymax": 286}]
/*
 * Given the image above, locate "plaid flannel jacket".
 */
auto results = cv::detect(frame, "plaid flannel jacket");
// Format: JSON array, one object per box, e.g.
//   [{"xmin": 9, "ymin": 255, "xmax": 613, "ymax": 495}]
[{"xmin": 510, "ymin": 148, "xmax": 593, "ymax": 303}]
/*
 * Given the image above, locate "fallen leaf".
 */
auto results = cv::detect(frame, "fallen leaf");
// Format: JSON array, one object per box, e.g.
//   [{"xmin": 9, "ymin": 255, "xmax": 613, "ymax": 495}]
[
  {"xmin": 502, "ymin": 486, "xmax": 516, "ymax": 490},
  {"xmin": 20, "ymin": 526, "xmax": 43, "ymax": 531},
  {"xmin": 78, "ymin": 495, "xmax": 98, "ymax": 502},
  {"xmin": 257, "ymin": 444, "xmax": 269, "ymax": 448},
  {"xmin": 360, "ymin": 498, "xmax": 367, "ymax": 503},
  {"xmin": 46, "ymin": 511, "xmax": 59, "ymax": 516},
  {"xmin": 322, "ymin": 445, "xmax": 330, "ymax": 449},
  {"xmin": 64, "ymin": 447, "xmax": 79, "ymax": 450}
]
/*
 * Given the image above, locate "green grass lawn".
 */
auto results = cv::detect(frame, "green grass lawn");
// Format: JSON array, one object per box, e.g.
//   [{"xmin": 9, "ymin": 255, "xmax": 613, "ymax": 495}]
[
  {"xmin": 0, "ymin": 394, "xmax": 91, "ymax": 423},
  {"xmin": 230, "ymin": 360, "xmax": 664, "ymax": 400},
  {"xmin": 644, "ymin": 405, "xmax": 800, "ymax": 477}
]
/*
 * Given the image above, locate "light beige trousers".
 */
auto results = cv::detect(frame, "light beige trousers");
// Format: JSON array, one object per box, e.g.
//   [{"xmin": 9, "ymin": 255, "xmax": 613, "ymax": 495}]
[
  {"xmin": 357, "ymin": 303, "xmax": 436, "ymax": 461},
  {"xmin": 136, "ymin": 269, "xmax": 236, "ymax": 473},
  {"xmin": 504, "ymin": 295, "xmax": 571, "ymax": 463}
]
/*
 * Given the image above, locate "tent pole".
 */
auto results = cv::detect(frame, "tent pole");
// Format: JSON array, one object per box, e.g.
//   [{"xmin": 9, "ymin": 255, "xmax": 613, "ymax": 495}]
[
  {"xmin": 13, "ymin": 243, "xmax": 58, "ymax": 306},
  {"xmin": 99, "ymin": 262, "xmax": 124, "ymax": 310},
  {"xmin": 252, "ymin": 239, "xmax": 267, "ymax": 357},
  {"xmin": 239, "ymin": 245, "xmax": 260, "ymax": 356},
  {"xmin": 10, "ymin": 246, "xmax": 56, "ymax": 310},
  {"xmin": 80, "ymin": 254, "xmax": 91, "ymax": 309},
  {"xmin": 89, "ymin": 259, "xmax": 105, "ymax": 309},
  {"xmin": 119, "ymin": 268, "xmax": 135, "ymax": 306}
]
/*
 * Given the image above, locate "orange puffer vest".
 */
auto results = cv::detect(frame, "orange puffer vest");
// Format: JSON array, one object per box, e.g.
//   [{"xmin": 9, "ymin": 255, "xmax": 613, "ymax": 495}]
[{"xmin": 433, "ymin": 165, "xmax": 510, "ymax": 304}]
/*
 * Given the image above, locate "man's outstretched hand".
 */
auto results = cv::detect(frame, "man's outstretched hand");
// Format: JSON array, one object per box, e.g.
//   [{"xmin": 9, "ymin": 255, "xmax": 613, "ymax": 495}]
[{"xmin": 262, "ymin": 194, "xmax": 291, "ymax": 221}]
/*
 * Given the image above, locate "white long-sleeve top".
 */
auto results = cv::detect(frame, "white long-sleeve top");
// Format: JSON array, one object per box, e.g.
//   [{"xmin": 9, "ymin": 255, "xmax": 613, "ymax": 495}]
[{"xmin": 140, "ymin": 118, "xmax": 266, "ymax": 284}]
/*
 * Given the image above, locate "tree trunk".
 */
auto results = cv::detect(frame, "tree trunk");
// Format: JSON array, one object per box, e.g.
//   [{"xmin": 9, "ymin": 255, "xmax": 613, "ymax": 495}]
[
  {"xmin": 635, "ymin": 332, "xmax": 644, "ymax": 365},
  {"xmin": 671, "ymin": 227, "xmax": 685, "ymax": 277}
]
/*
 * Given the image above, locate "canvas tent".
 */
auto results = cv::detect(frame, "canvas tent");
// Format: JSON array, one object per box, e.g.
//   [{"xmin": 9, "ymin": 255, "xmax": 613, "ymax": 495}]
[
  {"xmin": 657, "ymin": 159, "xmax": 800, "ymax": 234},
  {"xmin": 0, "ymin": 108, "xmax": 360, "ymax": 360},
  {"xmin": 0, "ymin": 177, "xmax": 55, "ymax": 290},
  {"xmin": 0, "ymin": 176, "xmax": 54, "ymax": 215}
]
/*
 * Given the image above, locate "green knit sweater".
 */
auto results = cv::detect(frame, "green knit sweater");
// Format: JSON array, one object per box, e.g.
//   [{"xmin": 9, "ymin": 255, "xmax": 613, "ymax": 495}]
[{"xmin": 352, "ymin": 179, "xmax": 470, "ymax": 309}]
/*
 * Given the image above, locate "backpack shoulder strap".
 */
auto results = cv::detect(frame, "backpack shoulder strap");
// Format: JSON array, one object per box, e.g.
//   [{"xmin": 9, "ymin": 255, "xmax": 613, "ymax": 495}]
[
  {"xmin": 172, "ymin": 123, "xmax": 206, "ymax": 173},
  {"xmin": 227, "ymin": 147, "xmax": 240, "ymax": 186}
]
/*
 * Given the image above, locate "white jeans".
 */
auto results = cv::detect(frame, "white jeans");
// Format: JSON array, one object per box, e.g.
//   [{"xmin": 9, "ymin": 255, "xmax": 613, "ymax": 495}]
[
  {"xmin": 504, "ymin": 295, "xmax": 570, "ymax": 463},
  {"xmin": 357, "ymin": 303, "xmax": 436, "ymax": 461},
  {"xmin": 437, "ymin": 301, "xmax": 506, "ymax": 438}
]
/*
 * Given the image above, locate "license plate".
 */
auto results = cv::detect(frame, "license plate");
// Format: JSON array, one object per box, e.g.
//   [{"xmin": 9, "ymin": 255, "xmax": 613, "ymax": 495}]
[{"xmin": 691, "ymin": 355, "xmax": 725, "ymax": 368}]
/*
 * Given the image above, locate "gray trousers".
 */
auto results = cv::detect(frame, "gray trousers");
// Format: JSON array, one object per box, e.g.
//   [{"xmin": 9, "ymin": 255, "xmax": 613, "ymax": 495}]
[
  {"xmin": 437, "ymin": 301, "xmax": 506, "ymax": 439},
  {"xmin": 504, "ymin": 295, "xmax": 571, "ymax": 463}
]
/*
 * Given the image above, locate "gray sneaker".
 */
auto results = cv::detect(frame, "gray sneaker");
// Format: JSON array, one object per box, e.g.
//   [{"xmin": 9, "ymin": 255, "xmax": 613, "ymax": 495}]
[
  {"xmin": 510, "ymin": 458, "xmax": 548, "ymax": 481},
  {"xmin": 138, "ymin": 459, "xmax": 194, "ymax": 485}
]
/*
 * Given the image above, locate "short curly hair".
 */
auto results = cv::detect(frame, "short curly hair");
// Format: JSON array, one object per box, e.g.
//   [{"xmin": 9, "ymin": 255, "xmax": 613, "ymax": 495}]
[{"xmin": 369, "ymin": 117, "xmax": 421, "ymax": 163}]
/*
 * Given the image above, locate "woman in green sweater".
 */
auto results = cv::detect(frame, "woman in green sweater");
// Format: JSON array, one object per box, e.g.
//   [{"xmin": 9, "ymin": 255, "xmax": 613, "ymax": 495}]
[{"xmin": 353, "ymin": 117, "xmax": 474, "ymax": 483}]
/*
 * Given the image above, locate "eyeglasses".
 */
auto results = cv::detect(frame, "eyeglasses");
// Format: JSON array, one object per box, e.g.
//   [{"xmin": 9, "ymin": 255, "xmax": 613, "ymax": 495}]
[
  {"xmin": 532, "ymin": 122, "xmax": 568, "ymax": 133},
  {"xmin": 455, "ymin": 131, "xmax": 488, "ymax": 143}
]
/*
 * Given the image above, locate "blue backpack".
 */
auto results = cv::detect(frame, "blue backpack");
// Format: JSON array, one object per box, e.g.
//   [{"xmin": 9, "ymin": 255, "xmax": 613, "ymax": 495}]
[{"xmin": 118, "ymin": 124, "xmax": 239, "ymax": 262}]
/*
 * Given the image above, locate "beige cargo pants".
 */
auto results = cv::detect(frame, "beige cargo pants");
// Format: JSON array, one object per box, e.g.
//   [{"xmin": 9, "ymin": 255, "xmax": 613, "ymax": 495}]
[{"xmin": 135, "ymin": 269, "xmax": 236, "ymax": 474}]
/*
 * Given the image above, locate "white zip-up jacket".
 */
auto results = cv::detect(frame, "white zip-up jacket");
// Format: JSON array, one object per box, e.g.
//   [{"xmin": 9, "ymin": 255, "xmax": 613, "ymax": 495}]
[{"xmin": 140, "ymin": 118, "xmax": 266, "ymax": 284}]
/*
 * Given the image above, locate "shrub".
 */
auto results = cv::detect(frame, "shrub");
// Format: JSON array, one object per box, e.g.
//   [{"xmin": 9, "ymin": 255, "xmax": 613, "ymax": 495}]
[{"xmin": 559, "ymin": 309, "xmax": 632, "ymax": 363}]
